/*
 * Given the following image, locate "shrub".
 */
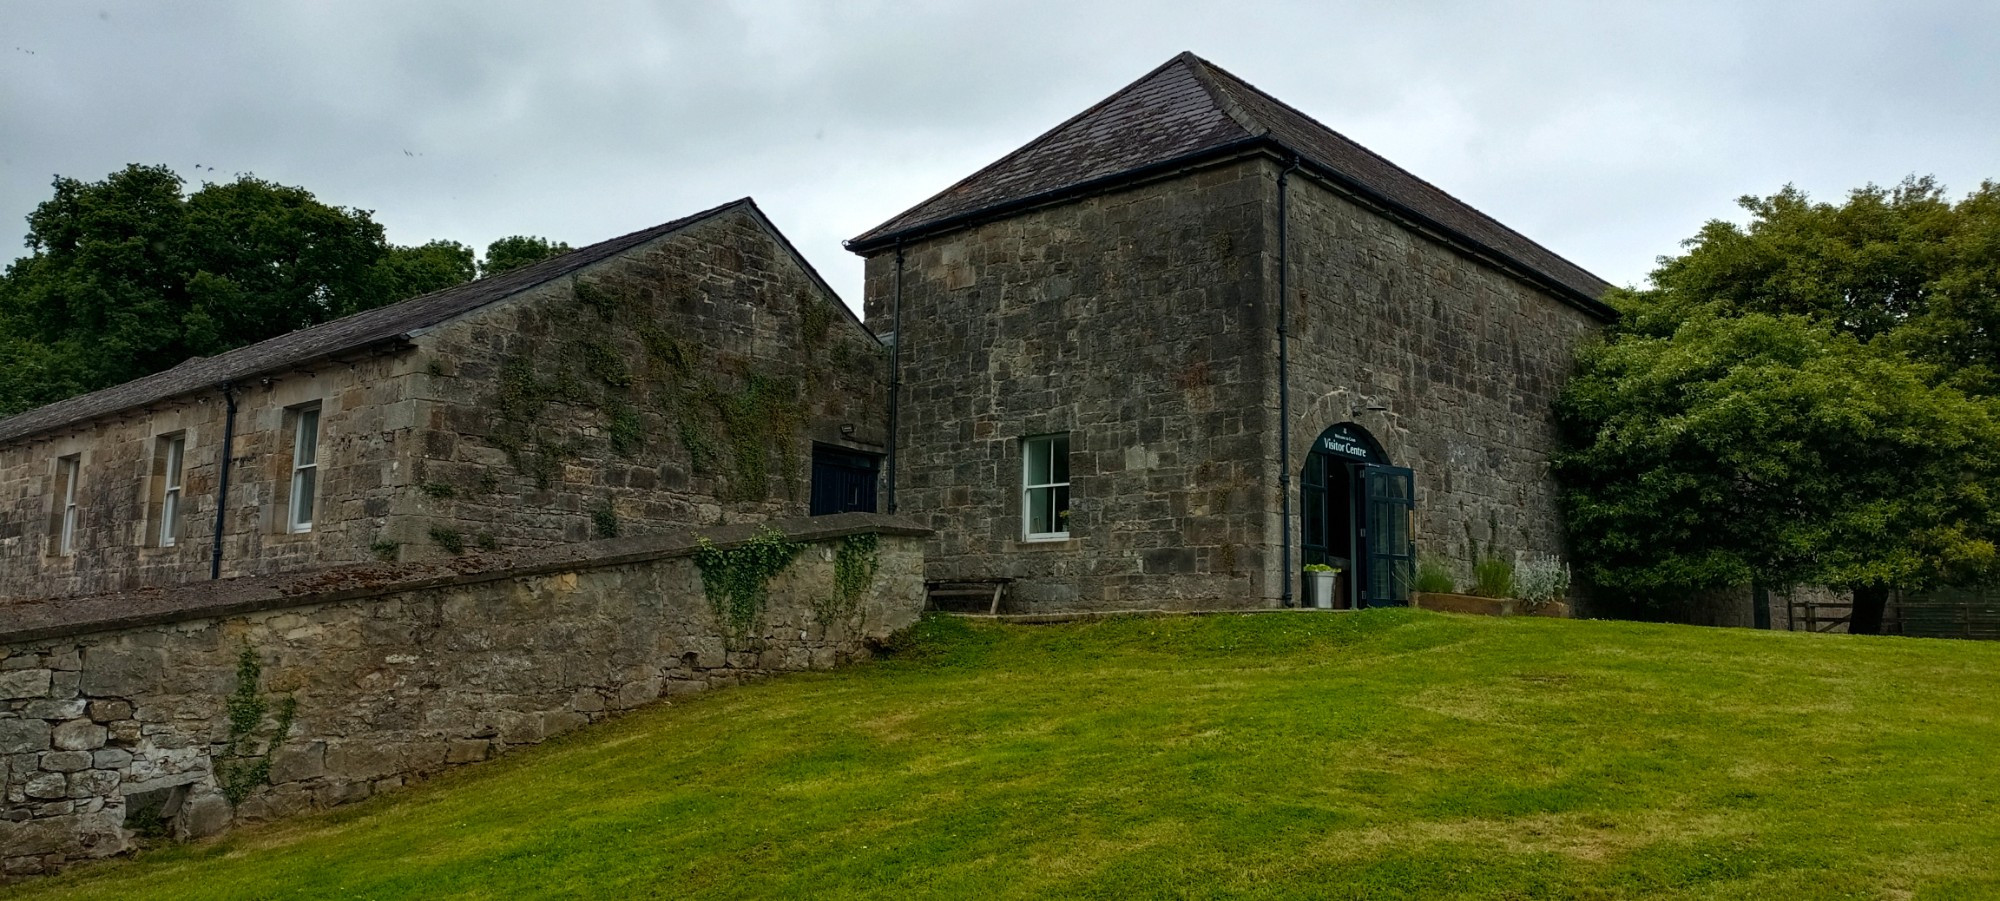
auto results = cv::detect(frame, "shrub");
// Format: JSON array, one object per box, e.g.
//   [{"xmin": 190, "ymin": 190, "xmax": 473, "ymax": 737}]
[
  {"xmin": 1415, "ymin": 556, "xmax": 1457, "ymax": 594},
  {"xmin": 1470, "ymin": 553, "xmax": 1515, "ymax": 599},
  {"xmin": 1516, "ymin": 554, "xmax": 1572, "ymax": 609}
]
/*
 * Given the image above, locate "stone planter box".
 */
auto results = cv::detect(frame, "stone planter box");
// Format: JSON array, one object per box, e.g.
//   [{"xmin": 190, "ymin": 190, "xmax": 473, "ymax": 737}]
[{"xmin": 1412, "ymin": 592, "xmax": 1569, "ymax": 618}]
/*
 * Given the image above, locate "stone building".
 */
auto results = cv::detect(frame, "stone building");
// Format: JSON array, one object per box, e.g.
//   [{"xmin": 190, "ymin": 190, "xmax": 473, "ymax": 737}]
[
  {"xmin": 848, "ymin": 52, "xmax": 1613, "ymax": 611},
  {"xmin": 0, "ymin": 199, "xmax": 888, "ymax": 601}
]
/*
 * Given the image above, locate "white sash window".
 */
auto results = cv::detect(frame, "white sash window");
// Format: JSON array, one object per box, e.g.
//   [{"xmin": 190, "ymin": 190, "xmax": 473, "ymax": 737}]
[{"xmin": 289, "ymin": 407, "xmax": 320, "ymax": 533}]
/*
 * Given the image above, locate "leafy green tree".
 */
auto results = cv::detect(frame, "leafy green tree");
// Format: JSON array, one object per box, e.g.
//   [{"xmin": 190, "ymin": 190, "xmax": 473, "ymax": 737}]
[
  {"xmin": 0, "ymin": 164, "xmax": 482, "ymax": 416},
  {"xmin": 1556, "ymin": 296, "xmax": 2000, "ymax": 631},
  {"xmin": 480, "ymin": 235, "xmax": 572, "ymax": 277},
  {"xmin": 378, "ymin": 239, "xmax": 477, "ymax": 299},
  {"xmin": 1653, "ymin": 177, "xmax": 2000, "ymax": 397}
]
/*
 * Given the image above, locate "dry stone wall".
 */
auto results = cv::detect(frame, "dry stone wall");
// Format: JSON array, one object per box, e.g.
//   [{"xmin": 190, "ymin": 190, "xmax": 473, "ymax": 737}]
[{"xmin": 0, "ymin": 513, "xmax": 926, "ymax": 878}]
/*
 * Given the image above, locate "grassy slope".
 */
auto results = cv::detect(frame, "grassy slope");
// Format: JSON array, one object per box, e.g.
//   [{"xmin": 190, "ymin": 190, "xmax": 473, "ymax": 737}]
[{"xmin": 11, "ymin": 610, "xmax": 2000, "ymax": 900}]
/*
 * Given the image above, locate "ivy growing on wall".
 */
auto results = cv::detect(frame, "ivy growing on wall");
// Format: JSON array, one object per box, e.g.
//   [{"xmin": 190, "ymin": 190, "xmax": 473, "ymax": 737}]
[
  {"xmin": 483, "ymin": 277, "xmax": 811, "ymax": 501},
  {"xmin": 694, "ymin": 526, "xmax": 804, "ymax": 643},
  {"xmin": 812, "ymin": 532, "xmax": 880, "ymax": 630},
  {"xmin": 219, "ymin": 646, "xmax": 298, "ymax": 805}
]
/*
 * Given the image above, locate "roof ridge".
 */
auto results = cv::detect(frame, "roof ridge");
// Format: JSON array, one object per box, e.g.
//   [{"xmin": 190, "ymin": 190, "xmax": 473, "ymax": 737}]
[
  {"xmin": 0, "ymin": 197, "xmax": 757, "ymax": 444},
  {"xmin": 1178, "ymin": 53, "xmax": 1268, "ymax": 138},
  {"xmin": 846, "ymin": 55, "xmax": 1251, "ymax": 249},
  {"xmin": 1190, "ymin": 58, "xmax": 1611, "ymax": 298}
]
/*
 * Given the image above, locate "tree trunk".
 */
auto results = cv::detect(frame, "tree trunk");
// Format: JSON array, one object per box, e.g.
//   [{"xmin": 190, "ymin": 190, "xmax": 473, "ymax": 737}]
[{"xmin": 1850, "ymin": 585, "xmax": 1890, "ymax": 635}]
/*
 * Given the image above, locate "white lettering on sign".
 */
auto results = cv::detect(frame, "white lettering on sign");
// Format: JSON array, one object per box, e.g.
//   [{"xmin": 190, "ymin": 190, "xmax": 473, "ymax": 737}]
[{"xmin": 1320, "ymin": 433, "xmax": 1370, "ymax": 459}]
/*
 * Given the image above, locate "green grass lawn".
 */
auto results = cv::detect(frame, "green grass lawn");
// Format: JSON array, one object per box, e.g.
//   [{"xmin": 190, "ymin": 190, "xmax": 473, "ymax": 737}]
[{"xmin": 12, "ymin": 609, "xmax": 2000, "ymax": 900}]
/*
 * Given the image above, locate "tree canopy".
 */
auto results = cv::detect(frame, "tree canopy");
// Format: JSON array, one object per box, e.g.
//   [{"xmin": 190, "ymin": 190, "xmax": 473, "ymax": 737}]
[
  {"xmin": 1557, "ymin": 178, "xmax": 2000, "ymax": 627},
  {"xmin": 480, "ymin": 235, "xmax": 573, "ymax": 277},
  {"xmin": 0, "ymin": 165, "xmax": 567, "ymax": 417}
]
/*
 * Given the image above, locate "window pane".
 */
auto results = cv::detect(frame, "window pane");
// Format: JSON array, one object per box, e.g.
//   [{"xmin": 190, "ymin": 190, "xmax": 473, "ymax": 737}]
[
  {"xmin": 296, "ymin": 409, "xmax": 320, "ymax": 466},
  {"xmin": 165, "ymin": 437, "xmax": 184, "ymax": 489},
  {"xmin": 1303, "ymin": 486, "xmax": 1326, "ymax": 547},
  {"xmin": 1025, "ymin": 438, "xmax": 1051, "ymax": 485},
  {"xmin": 1053, "ymin": 485, "xmax": 1070, "ymax": 530},
  {"xmin": 161, "ymin": 490, "xmax": 178, "ymax": 545},
  {"xmin": 1028, "ymin": 486, "xmax": 1051, "ymax": 535},
  {"xmin": 292, "ymin": 467, "xmax": 316, "ymax": 529},
  {"xmin": 1051, "ymin": 434, "xmax": 1069, "ymax": 483}
]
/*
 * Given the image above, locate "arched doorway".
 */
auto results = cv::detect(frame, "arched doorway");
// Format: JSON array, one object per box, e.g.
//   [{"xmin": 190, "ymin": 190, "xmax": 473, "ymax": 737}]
[{"xmin": 1301, "ymin": 423, "xmax": 1414, "ymax": 608}]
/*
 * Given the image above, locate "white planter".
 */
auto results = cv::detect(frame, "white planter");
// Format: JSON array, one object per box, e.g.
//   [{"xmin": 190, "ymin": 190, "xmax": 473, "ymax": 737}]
[{"xmin": 1308, "ymin": 570, "xmax": 1337, "ymax": 609}]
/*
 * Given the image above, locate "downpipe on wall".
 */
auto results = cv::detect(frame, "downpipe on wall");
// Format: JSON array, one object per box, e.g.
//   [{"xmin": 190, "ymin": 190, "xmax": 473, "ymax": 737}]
[
  {"xmin": 210, "ymin": 382, "xmax": 237, "ymax": 579},
  {"xmin": 886, "ymin": 243, "xmax": 904, "ymax": 514},
  {"xmin": 1278, "ymin": 155, "xmax": 1301, "ymax": 608}
]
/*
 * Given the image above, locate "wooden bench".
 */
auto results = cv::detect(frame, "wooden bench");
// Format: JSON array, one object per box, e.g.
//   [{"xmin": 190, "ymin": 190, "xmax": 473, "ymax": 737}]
[{"xmin": 926, "ymin": 578, "xmax": 1014, "ymax": 615}]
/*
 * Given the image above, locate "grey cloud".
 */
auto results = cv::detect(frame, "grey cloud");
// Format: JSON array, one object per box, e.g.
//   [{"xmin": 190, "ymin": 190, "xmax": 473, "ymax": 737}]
[{"xmin": 2, "ymin": 0, "xmax": 1996, "ymax": 305}]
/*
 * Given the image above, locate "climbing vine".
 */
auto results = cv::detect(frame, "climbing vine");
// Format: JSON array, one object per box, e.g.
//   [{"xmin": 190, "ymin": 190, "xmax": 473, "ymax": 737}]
[
  {"xmin": 592, "ymin": 500, "xmax": 621, "ymax": 539},
  {"xmin": 429, "ymin": 526, "xmax": 466, "ymax": 554},
  {"xmin": 481, "ymin": 278, "xmax": 810, "ymax": 500},
  {"xmin": 694, "ymin": 526, "xmax": 804, "ymax": 643},
  {"xmin": 813, "ymin": 532, "xmax": 880, "ymax": 629},
  {"xmin": 218, "ymin": 647, "xmax": 297, "ymax": 805}
]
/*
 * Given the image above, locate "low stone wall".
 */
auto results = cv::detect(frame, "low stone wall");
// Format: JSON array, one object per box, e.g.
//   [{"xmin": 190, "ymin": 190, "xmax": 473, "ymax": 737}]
[{"xmin": 0, "ymin": 513, "xmax": 927, "ymax": 878}]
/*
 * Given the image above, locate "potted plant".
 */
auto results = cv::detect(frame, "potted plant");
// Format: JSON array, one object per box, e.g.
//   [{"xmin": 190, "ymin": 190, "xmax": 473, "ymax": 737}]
[{"xmin": 1303, "ymin": 563, "xmax": 1341, "ymax": 609}]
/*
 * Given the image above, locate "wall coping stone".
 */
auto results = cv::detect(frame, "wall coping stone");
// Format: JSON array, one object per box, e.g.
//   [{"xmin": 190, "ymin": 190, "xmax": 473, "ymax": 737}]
[{"xmin": 0, "ymin": 513, "xmax": 930, "ymax": 644}]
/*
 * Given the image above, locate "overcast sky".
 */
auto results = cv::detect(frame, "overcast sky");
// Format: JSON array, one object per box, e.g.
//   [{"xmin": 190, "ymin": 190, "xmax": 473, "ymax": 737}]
[{"xmin": 3, "ymin": 1, "xmax": 1997, "ymax": 314}]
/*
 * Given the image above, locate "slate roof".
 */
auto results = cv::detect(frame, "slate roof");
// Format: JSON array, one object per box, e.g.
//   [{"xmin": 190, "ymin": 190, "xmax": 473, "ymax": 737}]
[
  {"xmin": 0, "ymin": 198, "xmax": 755, "ymax": 445},
  {"xmin": 848, "ymin": 52, "xmax": 1613, "ymax": 310}
]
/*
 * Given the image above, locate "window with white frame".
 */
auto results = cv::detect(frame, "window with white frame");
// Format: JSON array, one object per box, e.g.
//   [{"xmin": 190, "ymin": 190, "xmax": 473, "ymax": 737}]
[
  {"xmin": 289, "ymin": 406, "xmax": 320, "ymax": 533},
  {"xmin": 53, "ymin": 454, "xmax": 80, "ymax": 556},
  {"xmin": 158, "ymin": 434, "xmax": 185, "ymax": 547},
  {"xmin": 1022, "ymin": 433, "xmax": 1070, "ymax": 540}
]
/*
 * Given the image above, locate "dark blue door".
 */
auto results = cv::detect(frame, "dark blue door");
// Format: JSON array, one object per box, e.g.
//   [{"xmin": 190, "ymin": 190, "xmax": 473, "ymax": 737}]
[{"xmin": 1361, "ymin": 465, "xmax": 1415, "ymax": 607}]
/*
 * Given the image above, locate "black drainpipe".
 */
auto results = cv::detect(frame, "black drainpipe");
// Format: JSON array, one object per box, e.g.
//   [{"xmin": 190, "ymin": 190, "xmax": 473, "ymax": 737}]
[
  {"xmin": 1277, "ymin": 156, "xmax": 1301, "ymax": 608},
  {"xmin": 210, "ymin": 382, "xmax": 238, "ymax": 579},
  {"xmin": 886, "ymin": 243, "xmax": 904, "ymax": 514}
]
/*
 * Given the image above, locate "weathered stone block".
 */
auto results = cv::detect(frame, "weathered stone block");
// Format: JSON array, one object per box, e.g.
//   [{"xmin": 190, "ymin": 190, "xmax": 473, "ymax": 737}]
[
  {"xmin": 180, "ymin": 792, "xmax": 232, "ymax": 839},
  {"xmin": 90, "ymin": 748, "xmax": 132, "ymax": 769},
  {"xmin": 269, "ymin": 742, "xmax": 326, "ymax": 784},
  {"xmin": 23, "ymin": 772, "xmax": 67, "ymax": 800},
  {"xmin": 0, "ymin": 809, "xmax": 125, "ymax": 860},
  {"xmin": 49, "ymin": 720, "xmax": 107, "ymax": 752},
  {"xmin": 0, "ymin": 669, "xmax": 51, "ymax": 699},
  {"xmin": 445, "ymin": 740, "xmax": 489, "ymax": 764},
  {"xmin": 67, "ymin": 770, "xmax": 119, "ymax": 798},
  {"xmin": 85, "ymin": 699, "xmax": 131, "ymax": 723},
  {"xmin": 105, "ymin": 720, "xmax": 141, "ymax": 745},
  {"xmin": 38, "ymin": 751, "xmax": 92, "ymax": 773},
  {"xmin": 0, "ymin": 719, "xmax": 51, "ymax": 755},
  {"xmin": 18, "ymin": 699, "xmax": 85, "ymax": 721},
  {"xmin": 80, "ymin": 648, "xmax": 169, "ymax": 698}
]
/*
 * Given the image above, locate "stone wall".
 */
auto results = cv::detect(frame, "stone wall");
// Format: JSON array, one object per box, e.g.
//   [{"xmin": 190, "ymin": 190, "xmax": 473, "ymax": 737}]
[
  {"xmin": 1276, "ymin": 170, "xmax": 1607, "ymax": 597},
  {"xmin": 862, "ymin": 153, "xmax": 1608, "ymax": 612},
  {"xmin": 0, "ymin": 204, "xmax": 888, "ymax": 602},
  {"xmin": 405, "ymin": 208, "xmax": 888, "ymax": 559},
  {"xmin": 0, "ymin": 513, "xmax": 927, "ymax": 878},
  {"xmin": 863, "ymin": 159, "xmax": 1273, "ymax": 611}
]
